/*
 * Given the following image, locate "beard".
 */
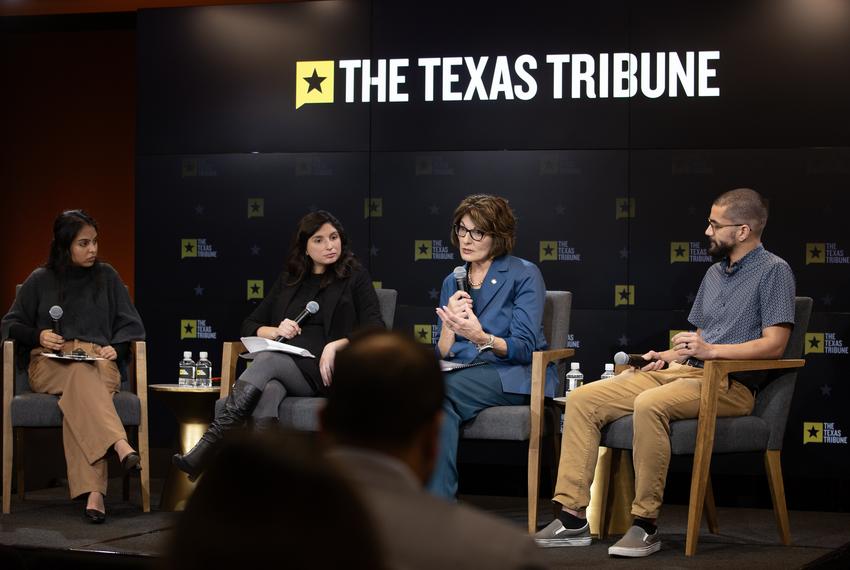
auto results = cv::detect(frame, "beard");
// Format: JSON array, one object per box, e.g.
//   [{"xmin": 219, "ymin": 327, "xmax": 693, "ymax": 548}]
[{"xmin": 707, "ymin": 239, "xmax": 734, "ymax": 262}]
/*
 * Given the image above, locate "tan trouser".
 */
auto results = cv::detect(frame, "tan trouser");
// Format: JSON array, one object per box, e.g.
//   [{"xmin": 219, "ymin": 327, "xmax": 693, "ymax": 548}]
[
  {"xmin": 553, "ymin": 362, "xmax": 754, "ymax": 519},
  {"xmin": 28, "ymin": 342, "xmax": 127, "ymax": 499}
]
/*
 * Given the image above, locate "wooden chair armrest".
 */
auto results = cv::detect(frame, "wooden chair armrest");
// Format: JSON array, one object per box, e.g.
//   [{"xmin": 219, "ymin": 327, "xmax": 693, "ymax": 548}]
[
  {"xmin": 131, "ymin": 341, "xmax": 148, "ymax": 394},
  {"xmin": 220, "ymin": 341, "xmax": 246, "ymax": 398},
  {"xmin": 530, "ymin": 347, "xmax": 574, "ymax": 414},
  {"xmin": 3, "ymin": 340, "xmax": 13, "ymax": 399}
]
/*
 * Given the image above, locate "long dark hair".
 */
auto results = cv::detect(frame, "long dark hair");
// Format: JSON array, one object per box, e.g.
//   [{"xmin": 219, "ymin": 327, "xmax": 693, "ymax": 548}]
[
  {"xmin": 45, "ymin": 209, "xmax": 102, "ymax": 300},
  {"xmin": 46, "ymin": 209, "xmax": 100, "ymax": 273},
  {"xmin": 285, "ymin": 210, "xmax": 359, "ymax": 287}
]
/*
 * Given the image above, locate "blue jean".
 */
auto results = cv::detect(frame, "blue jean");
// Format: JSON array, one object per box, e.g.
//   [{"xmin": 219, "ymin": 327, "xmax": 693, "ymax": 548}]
[{"xmin": 426, "ymin": 363, "xmax": 526, "ymax": 499}]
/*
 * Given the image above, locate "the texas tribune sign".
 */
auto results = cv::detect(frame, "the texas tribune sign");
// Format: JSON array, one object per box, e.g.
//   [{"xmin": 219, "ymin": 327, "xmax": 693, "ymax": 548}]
[{"xmin": 296, "ymin": 51, "xmax": 720, "ymax": 109}]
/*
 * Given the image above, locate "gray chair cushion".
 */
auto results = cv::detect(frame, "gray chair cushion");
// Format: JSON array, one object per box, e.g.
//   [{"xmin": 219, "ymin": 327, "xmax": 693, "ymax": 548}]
[
  {"xmin": 600, "ymin": 414, "xmax": 770, "ymax": 455},
  {"xmin": 214, "ymin": 396, "xmax": 327, "ymax": 432},
  {"xmin": 10, "ymin": 392, "xmax": 141, "ymax": 428},
  {"xmin": 461, "ymin": 405, "xmax": 558, "ymax": 441}
]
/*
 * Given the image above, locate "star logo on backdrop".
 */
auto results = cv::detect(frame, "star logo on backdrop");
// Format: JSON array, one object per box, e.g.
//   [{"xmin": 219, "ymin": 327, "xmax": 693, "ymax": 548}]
[
  {"xmin": 415, "ymin": 240, "xmax": 433, "ymax": 260},
  {"xmin": 305, "ymin": 68, "xmax": 326, "ymax": 93},
  {"xmin": 184, "ymin": 322, "xmax": 193, "ymax": 334},
  {"xmin": 370, "ymin": 245, "xmax": 379, "ymax": 257},
  {"xmin": 419, "ymin": 244, "xmax": 428, "ymax": 254},
  {"xmin": 670, "ymin": 241, "xmax": 690, "ymax": 263},
  {"xmin": 429, "ymin": 205, "xmax": 440, "ymax": 215},
  {"xmin": 414, "ymin": 324, "xmax": 433, "ymax": 344},
  {"xmin": 615, "ymin": 198, "xmax": 635, "ymax": 219},
  {"xmin": 247, "ymin": 198, "xmax": 264, "ymax": 218},
  {"xmin": 555, "ymin": 205, "xmax": 566, "ymax": 215},
  {"xmin": 185, "ymin": 242, "xmax": 194, "ymax": 253},
  {"xmin": 615, "ymin": 285, "xmax": 635, "ymax": 307},
  {"xmin": 539, "ymin": 241, "xmax": 558, "ymax": 262},
  {"xmin": 675, "ymin": 245, "xmax": 686, "ymax": 257},
  {"xmin": 804, "ymin": 333, "xmax": 825, "ymax": 355},
  {"xmin": 194, "ymin": 284, "xmax": 204, "ymax": 296},
  {"xmin": 181, "ymin": 239, "xmax": 198, "ymax": 259},
  {"xmin": 195, "ymin": 204, "xmax": 205, "ymax": 215},
  {"xmin": 180, "ymin": 319, "xmax": 198, "ymax": 340},
  {"xmin": 820, "ymin": 384, "xmax": 832, "ymax": 397},
  {"xmin": 821, "ymin": 294, "xmax": 833, "ymax": 306},
  {"xmin": 247, "ymin": 280, "xmax": 264, "ymax": 300},
  {"xmin": 429, "ymin": 288, "xmax": 439, "ymax": 300},
  {"xmin": 686, "ymin": 292, "xmax": 697, "ymax": 304},
  {"xmin": 364, "ymin": 198, "xmax": 383, "ymax": 218},
  {"xmin": 618, "ymin": 334, "xmax": 629, "ymax": 347},
  {"xmin": 803, "ymin": 422, "xmax": 823, "ymax": 444},
  {"xmin": 806, "ymin": 242, "xmax": 826, "ymax": 265},
  {"xmin": 295, "ymin": 61, "xmax": 335, "ymax": 109},
  {"xmin": 619, "ymin": 247, "xmax": 629, "ymax": 259},
  {"xmin": 250, "ymin": 245, "xmax": 261, "ymax": 256}
]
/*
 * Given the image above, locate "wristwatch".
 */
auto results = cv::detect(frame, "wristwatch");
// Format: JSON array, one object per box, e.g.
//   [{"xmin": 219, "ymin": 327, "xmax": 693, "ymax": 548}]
[{"xmin": 476, "ymin": 334, "xmax": 495, "ymax": 353}]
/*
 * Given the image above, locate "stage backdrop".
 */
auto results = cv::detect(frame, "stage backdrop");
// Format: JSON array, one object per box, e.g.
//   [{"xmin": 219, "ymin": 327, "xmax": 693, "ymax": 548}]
[{"xmin": 136, "ymin": 0, "xmax": 850, "ymax": 486}]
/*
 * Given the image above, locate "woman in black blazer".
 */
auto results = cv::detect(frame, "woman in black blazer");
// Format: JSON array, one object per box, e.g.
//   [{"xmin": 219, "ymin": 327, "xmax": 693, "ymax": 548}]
[{"xmin": 174, "ymin": 211, "xmax": 384, "ymax": 480}]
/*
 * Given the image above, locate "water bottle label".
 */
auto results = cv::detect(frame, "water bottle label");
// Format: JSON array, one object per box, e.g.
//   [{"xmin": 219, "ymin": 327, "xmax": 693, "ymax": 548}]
[{"xmin": 179, "ymin": 365, "xmax": 195, "ymax": 385}]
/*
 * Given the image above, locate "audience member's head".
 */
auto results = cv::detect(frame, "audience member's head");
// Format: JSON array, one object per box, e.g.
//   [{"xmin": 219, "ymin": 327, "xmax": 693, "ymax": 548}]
[
  {"xmin": 163, "ymin": 431, "xmax": 383, "ymax": 570},
  {"xmin": 321, "ymin": 329, "xmax": 445, "ymax": 483}
]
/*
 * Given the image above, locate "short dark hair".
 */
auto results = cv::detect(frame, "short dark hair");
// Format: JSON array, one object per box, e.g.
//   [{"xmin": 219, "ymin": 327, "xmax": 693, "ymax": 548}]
[
  {"xmin": 713, "ymin": 188, "xmax": 769, "ymax": 236},
  {"xmin": 450, "ymin": 194, "xmax": 516, "ymax": 258},
  {"xmin": 285, "ymin": 210, "xmax": 360, "ymax": 288},
  {"xmin": 323, "ymin": 330, "xmax": 444, "ymax": 449}
]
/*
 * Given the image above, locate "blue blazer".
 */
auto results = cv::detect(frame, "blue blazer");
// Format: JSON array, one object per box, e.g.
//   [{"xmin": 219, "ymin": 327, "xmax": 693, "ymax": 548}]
[{"xmin": 436, "ymin": 255, "xmax": 558, "ymax": 398}]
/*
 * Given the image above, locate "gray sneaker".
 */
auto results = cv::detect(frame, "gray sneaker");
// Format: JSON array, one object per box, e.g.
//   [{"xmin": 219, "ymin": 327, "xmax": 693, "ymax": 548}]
[
  {"xmin": 607, "ymin": 525, "xmax": 661, "ymax": 557},
  {"xmin": 534, "ymin": 519, "xmax": 592, "ymax": 548}
]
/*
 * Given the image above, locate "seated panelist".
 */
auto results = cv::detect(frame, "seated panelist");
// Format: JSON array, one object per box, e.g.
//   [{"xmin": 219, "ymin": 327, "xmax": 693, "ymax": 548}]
[
  {"xmin": 173, "ymin": 210, "xmax": 384, "ymax": 480},
  {"xmin": 1, "ymin": 210, "xmax": 145, "ymax": 523},
  {"xmin": 428, "ymin": 194, "xmax": 557, "ymax": 499}
]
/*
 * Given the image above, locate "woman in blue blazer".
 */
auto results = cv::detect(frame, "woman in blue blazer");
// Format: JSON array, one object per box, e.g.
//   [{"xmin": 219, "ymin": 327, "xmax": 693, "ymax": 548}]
[{"xmin": 428, "ymin": 195, "xmax": 557, "ymax": 499}]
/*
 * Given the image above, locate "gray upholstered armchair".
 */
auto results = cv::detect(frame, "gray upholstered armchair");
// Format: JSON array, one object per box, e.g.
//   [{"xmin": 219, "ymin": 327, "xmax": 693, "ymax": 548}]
[
  {"xmin": 590, "ymin": 296, "xmax": 812, "ymax": 556},
  {"xmin": 217, "ymin": 288, "xmax": 398, "ymax": 430},
  {"xmin": 2, "ymin": 334, "xmax": 151, "ymax": 514}
]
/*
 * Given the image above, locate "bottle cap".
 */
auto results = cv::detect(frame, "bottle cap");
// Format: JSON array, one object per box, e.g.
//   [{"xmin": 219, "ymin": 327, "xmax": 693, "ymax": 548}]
[
  {"xmin": 605, "ymin": 363, "xmax": 614, "ymax": 370},
  {"xmin": 200, "ymin": 351, "xmax": 208, "ymax": 359},
  {"xmin": 570, "ymin": 362, "xmax": 580, "ymax": 370},
  {"xmin": 183, "ymin": 351, "xmax": 192, "ymax": 359}
]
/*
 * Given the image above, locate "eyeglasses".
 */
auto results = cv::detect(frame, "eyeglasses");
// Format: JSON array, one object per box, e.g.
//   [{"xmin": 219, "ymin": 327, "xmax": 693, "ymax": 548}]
[
  {"xmin": 454, "ymin": 223, "xmax": 486, "ymax": 242},
  {"xmin": 706, "ymin": 218, "xmax": 746, "ymax": 232}
]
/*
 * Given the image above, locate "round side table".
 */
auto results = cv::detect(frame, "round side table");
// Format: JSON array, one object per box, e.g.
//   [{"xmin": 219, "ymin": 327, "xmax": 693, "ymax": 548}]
[{"xmin": 149, "ymin": 384, "xmax": 220, "ymax": 511}]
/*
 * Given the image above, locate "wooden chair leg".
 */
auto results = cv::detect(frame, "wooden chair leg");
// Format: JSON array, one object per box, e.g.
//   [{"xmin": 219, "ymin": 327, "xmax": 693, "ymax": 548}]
[
  {"xmin": 15, "ymin": 428, "xmax": 25, "ymax": 501},
  {"xmin": 765, "ymin": 450, "xmax": 791, "ymax": 545},
  {"xmin": 588, "ymin": 446, "xmax": 613, "ymax": 538},
  {"xmin": 704, "ymin": 474, "xmax": 719, "ymax": 534},
  {"xmin": 2, "ymin": 420, "xmax": 12, "ymax": 514}
]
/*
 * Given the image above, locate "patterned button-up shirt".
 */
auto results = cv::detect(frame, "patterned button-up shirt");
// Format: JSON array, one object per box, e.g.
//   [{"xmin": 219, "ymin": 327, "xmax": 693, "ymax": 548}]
[{"xmin": 689, "ymin": 244, "xmax": 795, "ymax": 345}]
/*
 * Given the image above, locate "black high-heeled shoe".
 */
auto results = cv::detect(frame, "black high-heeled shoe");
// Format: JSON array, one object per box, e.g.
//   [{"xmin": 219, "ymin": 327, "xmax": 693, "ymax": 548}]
[
  {"xmin": 85, "ymin": 507, "xmax": 106, "ymax": 524},
  {"xmin": 120, "ymin": 451, "xmax": 141, "ymax": 472}
]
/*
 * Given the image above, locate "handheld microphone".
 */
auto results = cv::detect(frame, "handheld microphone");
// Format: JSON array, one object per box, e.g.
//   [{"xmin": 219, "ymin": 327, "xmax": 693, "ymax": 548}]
[
  {"xmin": 453, "ymin": 266, "xmax": 467, "ymax": 293},
  {"xmin": 614, "ymin": 351, "xmax": 668, "ymax": 370},
  {"xmin": 275, "ymin": 301, "xmax": 319, "ymax": 342},
  {"xmin": 48, "ymin": 305, "xmax": 63, "ymax": 354}
]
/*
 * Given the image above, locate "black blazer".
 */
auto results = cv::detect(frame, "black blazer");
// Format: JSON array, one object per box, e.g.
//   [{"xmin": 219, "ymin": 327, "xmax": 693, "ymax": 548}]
[{"xmin": 240, "ymin": 266, "xmax": 384, "ymax": 392}]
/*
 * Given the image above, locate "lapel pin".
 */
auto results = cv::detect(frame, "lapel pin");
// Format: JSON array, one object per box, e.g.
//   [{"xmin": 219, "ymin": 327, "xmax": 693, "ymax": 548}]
[{"xmin": 491, "ymin": 279, "xmax": 497, "ymax": 284}]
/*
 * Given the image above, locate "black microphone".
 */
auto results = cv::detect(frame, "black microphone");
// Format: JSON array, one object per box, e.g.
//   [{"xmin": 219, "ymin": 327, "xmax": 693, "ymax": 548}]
[
  {"xmin": 48, "ymin": 305, "xmax": 63, "ymax": 355},
  {"xmin": 274, "ymin": 301, "xmax": 319, "ymax": 343},
  {"xmin": 614, "ymin": 351, "xmax": 668, "ymax": 370},
  {"xmin": 453, "ymin": 266, "xmax": 467, "ymax": 293}
]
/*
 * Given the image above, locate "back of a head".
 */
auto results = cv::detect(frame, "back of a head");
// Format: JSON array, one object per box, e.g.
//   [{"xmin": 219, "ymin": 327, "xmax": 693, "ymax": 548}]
[
  {"xmin": 323, "ymin": 330, "xmax": 444, "ymax": 450},
  {"xmin": 164, "ymin": 432, "xmax": 383, "ymax": 570},
  {"xmin": 713, "ymin": 187, "xmax": 769, "ymax": 236}
]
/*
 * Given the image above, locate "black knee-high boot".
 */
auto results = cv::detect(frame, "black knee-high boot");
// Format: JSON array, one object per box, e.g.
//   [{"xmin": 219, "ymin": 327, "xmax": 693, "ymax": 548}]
[{"xmin": 172, "ymin": 380, "xmax": 262, "ymax": 481}]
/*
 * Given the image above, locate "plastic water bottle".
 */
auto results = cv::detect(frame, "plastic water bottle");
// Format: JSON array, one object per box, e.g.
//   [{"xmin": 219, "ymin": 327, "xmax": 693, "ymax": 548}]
[
  {"xmin": 178, "ymin": 351, "xmax": 195, "ymax": 387},
  {"xmin": 601, "ymin": 363, "xmax": 615, "ymax": 379},
  {"xmin": 565, "ymin": 362, "xmax": 584, "ymax": 393},
  {"xmin": 196, "ymin": 352, "xmax": 212, "ymax": 388},
  {"xmin": 561, "ymin": 362, "xmax": 585, "ymax": 433}
]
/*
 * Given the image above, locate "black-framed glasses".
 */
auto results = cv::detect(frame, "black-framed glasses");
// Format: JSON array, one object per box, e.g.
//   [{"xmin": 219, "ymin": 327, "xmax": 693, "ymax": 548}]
[
  {"xmin": 706, "ymin": 218, "xmax": 746, "ymax": 232},
  {"xmin": 454, "ymin": 223, "xmax": 486, "ymax": 241}
]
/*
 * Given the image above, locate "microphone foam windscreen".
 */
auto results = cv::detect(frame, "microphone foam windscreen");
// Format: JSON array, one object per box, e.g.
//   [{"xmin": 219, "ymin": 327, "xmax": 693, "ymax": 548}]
[
  {"xmin": 49, "ymin": 305, "xmax": 64, "ymax": 320},
  {"xmin": 453, "ymin": 266, "xmax": 467, "ymax": 280},
  {"xmin": 613, "ymin": 351, "xmax": 630, "ymax": 365},
  {"xmin": 306, "ymin": 301, "xmax": 320, "ymax": 314}
]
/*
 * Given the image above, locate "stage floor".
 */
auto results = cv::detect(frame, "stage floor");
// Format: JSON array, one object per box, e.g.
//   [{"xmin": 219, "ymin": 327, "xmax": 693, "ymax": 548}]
[{"xmin": 1, "ymin": 478, "xmax": 849, "ymax": 568}]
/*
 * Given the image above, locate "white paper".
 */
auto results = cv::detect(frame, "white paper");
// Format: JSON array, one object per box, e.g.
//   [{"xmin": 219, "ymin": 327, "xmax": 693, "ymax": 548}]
[
  {"xmin": 240, "ymin": 336, "xmax": 315, "ymax": 358},
  {"xmin": 439, "ymin": 359, "xmax": 486, "ymax": 372},
  {"xmin": 41, "ymin": 352, "xmax": 106, "ymax": 362}
]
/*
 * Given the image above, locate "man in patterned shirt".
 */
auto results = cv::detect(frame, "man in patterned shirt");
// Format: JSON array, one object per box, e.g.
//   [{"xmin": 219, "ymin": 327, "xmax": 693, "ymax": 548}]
[{"xmin": 535, "ymin": 188, "xmax": 796, "ymax": 557}]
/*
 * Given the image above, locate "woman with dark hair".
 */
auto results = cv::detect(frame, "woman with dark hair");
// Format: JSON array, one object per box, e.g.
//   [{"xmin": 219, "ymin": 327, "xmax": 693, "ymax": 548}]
[
  {"xmin": 173, "ymin": 210, "xmax": 384, "ymax": 480},
  {"xmin": 428, "ymin": 194, "xmax": 557, "ymax": 499},
  {"xmin": 1, "ymin": 210, "xmax": 145, "ymax": 523}
]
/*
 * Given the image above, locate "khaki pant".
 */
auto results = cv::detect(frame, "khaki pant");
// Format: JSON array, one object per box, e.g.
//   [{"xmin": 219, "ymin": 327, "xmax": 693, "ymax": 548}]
[
  {"xmin": 553, "ymin": 362, "xmax": 754, "ymax": 519},
  {"xmin": 28, "ymin": 342, "xmax": 127, "ymax": 499}
]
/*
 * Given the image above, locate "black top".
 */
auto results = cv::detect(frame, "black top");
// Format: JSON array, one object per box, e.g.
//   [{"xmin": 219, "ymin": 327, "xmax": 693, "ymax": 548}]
[
  {"xmin": 1, "ymin": 263, "xmax": 146, "ymax": 370},
  {"xmin": 241, "ymin": 266, "xmax": 385, "ymax": 393}
]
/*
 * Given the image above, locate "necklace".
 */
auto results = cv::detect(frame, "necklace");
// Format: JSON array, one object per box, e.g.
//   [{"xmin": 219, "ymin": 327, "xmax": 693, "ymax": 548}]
[{"xmin": 468, "ymin": 272, "xmax": 484, "ymax": 287}]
